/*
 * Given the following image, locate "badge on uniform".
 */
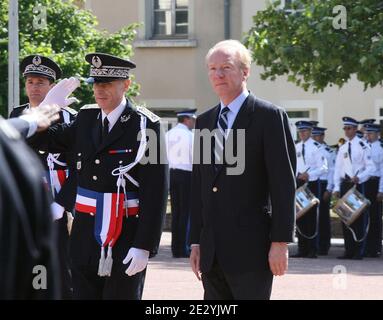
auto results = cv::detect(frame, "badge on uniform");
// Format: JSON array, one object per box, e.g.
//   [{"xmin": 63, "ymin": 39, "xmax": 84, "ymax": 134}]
[
  {"xmin": 77, "ymin": 161, "xmax": 82, "ymax": 170},
  {"xmin": 120, "ymin": 114, "xmax": 130, "ymax": 123}
]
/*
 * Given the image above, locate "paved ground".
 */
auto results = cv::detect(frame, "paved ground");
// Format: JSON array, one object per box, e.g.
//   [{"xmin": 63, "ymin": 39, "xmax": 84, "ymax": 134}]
[{"xmin": 143, "ymin": 232, "xmax": 383, "ymax": 300}]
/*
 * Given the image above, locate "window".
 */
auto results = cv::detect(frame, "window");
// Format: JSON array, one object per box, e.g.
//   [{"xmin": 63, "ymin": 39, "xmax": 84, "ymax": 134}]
[{"xmin": 153, "ymin": 0, "xmax": 189, "ymax": 39}]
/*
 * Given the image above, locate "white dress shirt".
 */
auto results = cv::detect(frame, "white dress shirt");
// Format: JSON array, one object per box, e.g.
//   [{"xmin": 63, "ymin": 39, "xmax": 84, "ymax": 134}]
[
  {"xmin": 369, "ymin": 140, "xmax": 383, "ymax": 192},
  {"xmin": 219, "ymin": 90, "xmax": 250, "ymax": 129},
  {"xmin": 333, "ymin": 136, "xmax": 376, "ymax": 192},
  {"xmin": 318, "ymin": 143, "xmax": 336, "ymax": 191},
  {"xmin": 101, "ymin": 97, "xmax": 127, "ymax": 132},
  {"xmin": 295, "ymin": 137, "xmax": 328, "ymax": 181},
  {"xmin": 166, "ymin": 123, "xmax": 194, "ymax": 172}
]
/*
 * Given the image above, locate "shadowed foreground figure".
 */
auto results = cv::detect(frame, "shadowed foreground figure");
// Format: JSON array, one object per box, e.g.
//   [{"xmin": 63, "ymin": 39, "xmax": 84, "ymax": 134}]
[{"xmin": 0, "ymin": 117, "xmax": 59, "ymax": 299}]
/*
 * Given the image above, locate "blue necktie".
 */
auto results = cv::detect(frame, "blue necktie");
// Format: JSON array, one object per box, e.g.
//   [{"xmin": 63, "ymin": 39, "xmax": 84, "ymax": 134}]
[{"xmin": 214, "ymin": 107, "xmax": 230, "ymax": 168}]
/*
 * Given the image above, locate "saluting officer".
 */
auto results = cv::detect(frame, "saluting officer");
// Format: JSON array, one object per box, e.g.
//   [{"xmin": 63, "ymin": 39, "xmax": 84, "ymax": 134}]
[
  {"xmin": 312, "ymin": 126, "xmax": 336, "ymax": 255},
  {"xmin": 166, "ymin": 109, "xmax": 196, "ymax": 258},
  {"xmin": 364, "ymin": 123, "xmax": 383, "ymax": 257},
  {"xmin": 10, "ymin": 55, "xmax": 77, "ymax": 299},
  {"xmin": 293, "ymin": 121, "xmax": 328, "ymax": 258},
  {"xmin": 29, "ymin": 53, "xmax": 168, "ymax": 300},
  {"xmin": 333, "ymin": 117, "xmax": 375, "ymax": 260}
]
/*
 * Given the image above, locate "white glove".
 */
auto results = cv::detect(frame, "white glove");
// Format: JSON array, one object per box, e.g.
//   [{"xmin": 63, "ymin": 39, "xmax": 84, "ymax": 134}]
[
  {"xmin": 39, "ymin": 77, "xmax": 80, "ymax": 108},
  {"xmin": 50, "ymin": 201, "xmax": 65, "ymax": 221},
  {"xmin": 123, "ymin": 247, "xmax": 150, "ymax": 276}
]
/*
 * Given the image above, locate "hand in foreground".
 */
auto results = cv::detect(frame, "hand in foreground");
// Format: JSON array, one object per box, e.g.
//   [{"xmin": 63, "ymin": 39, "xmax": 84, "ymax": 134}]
[
  {"xmin": 268, "ymin": 242, "xmax": 288, "ymax": 276},
  {"xmin": 22, "ymin": 104, "xmax": 61, "ymax": 132},
  {"xmin": 123, "ymin": 247, "xmax": 149, "ymax": 276},
  {"xmin": 190, "ymin": 245, "xmax": 201, "ymax": 281},
  {"xmin": 39, "ymin": 77, "xmax": 80, "ymax": 108}
]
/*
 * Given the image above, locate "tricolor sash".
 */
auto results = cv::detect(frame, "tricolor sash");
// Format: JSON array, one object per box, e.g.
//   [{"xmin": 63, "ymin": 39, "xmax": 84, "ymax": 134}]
[
  {"xmin": 75, "ymin": 187, "xmax": 139, "ymax": 276},
  {"xmin": 43, "ymin": 169, "xmax": 68, "ymax": 196}
]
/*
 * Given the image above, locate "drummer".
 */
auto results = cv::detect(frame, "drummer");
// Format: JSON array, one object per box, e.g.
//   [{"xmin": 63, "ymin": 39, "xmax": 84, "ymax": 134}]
[
  {"xmin": 333, "ymin": 117, "xmax": 376, "ymax": 260},
  {"xmin": 292, "ymin": 121, "xmax": 328, "ymax": 259}
]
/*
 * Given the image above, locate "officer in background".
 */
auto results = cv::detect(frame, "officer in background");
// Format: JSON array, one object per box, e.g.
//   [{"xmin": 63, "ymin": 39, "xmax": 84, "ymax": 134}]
[
  {"xmin": 10, "ymin": 55, "xmax": 77, "ymax": 299},
  {"xmin": 359, "ymin": 119, "xmax": 376, "ymax": 141},
  {"xmin": 333, "ymin": 117, "xmax": 375, "ymax": 260},
  {"xmin": 311, "ymin": 126, "xmax": 336, "ymax": 255},
  {"xmin": 29, "ymin": 53, "xmax": 168, "ymax": 299},
  {"xmin": 166, "ymin": 109, "xmax": 196, "ymax": 258},
  {"xmin": 364, "ymin": 123, "xmax": 383, "ymax": 257},
  {"xmin": 293, "ymin": 121, "xmax": 327, "ymax": 258}
]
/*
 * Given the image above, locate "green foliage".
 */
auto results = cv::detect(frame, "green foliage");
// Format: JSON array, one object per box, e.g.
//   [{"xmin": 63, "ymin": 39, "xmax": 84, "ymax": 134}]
[
  {"xmin": 244, "ymin": 0, "xmax": 383, "ymax": 92},
  {"xmin": 0, "ymin": 0, "xmax": 140, "ymax": 116}
]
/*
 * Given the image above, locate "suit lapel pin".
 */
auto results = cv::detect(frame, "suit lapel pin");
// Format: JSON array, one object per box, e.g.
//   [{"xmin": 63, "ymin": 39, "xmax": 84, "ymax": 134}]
[{"xmin": 120, "ymin": 114, "xmax": 130, "ymax": 123}]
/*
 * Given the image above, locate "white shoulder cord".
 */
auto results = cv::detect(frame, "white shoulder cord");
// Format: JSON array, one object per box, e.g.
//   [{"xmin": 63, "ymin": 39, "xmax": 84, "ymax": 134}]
[{"xmin": 111, "ymin": 114, "xmax": 147, "ymax": 217}]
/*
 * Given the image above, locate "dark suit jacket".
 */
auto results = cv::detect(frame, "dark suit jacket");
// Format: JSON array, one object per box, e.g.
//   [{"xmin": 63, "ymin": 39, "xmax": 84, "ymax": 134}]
[{"xmin": 190, "ymin": 93, "xmax": 296, "ymax": 274}]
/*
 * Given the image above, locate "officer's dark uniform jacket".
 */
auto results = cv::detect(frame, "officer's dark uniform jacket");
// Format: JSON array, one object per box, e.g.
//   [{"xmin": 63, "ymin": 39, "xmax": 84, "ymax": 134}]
[
  {"xmin": 28, "ymin": 100, "xmax": 168, "ymax": 266},
  {"xmin": 10, "ymin": 103, "xmax": 78, "ymax": 211}
]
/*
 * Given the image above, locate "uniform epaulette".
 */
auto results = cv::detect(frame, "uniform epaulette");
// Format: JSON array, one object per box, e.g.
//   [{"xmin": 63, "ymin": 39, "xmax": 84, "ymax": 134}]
[
  {"xmin": 80, "ymin": 104, "xmax": 100, "ymax": 110},
  {"xmin": 313, "ymin": 141, "xmax": 320, "ymax": 148},
  {"xmin": 325, "ymin": 146, "xmax": 331, "ymax": 152},
  {"xmin": 380, "ymin": 142, "xmax": 383, "ymax": 149},
  {"xmin": 13, "ymin": 103, "xmax": 29, "ymax": 109},
  {"xmin": 136, "ymin": 105, "xmax": 160, "ymax": 123},
  {"xmin": 62, "ymin": 106, "xmax": 78, "ymax": 115},
  {"xmin": 359, "ymin": 141, "xmax": 366, "ymax": 149}
]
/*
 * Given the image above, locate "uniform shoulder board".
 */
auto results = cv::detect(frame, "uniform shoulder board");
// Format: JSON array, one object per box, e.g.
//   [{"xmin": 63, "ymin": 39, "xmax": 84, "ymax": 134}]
[
  {"xmin": 359, "ymin": 141, "xmax": 366, "ymax": 149},
  {"xmin": 313, "ymin": 141, "xmax": 320, "ymax": 148},
  {"xmin": 380, "ymin": 142, "xmax": 383, "ymax": 149},
  {"xmin": 13, "ymin": 103, "xmax": 29, "ymax": 109},
  {"xmin": 80, "ymin": 104, "xmax": 100, "ymax": 110},
  {"xmin": 62, "ymin": 106, "xmax": 78, "ymax": 115},
  {"xmin": 325, "ymin": 146, "xmax": 331, "ymax": 152},
  {"xmin": 136, "ymin": 105, "xmax": 160, "ymax": 123}
]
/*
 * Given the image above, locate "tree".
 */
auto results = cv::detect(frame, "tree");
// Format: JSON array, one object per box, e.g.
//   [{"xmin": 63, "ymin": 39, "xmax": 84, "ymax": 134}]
[
  {"xmin": 244, "ymin": 0, "xmax": 383, "ymax": 92},
  {"xmin": 0, "ymin": 0, "xmax": 140, "ymax": 116}
]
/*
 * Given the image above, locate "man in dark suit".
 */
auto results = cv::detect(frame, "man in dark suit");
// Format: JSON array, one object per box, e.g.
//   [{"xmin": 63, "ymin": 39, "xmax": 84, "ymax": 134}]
[
  {"xmin": 189, "ymin": 40, "xmax": 296, "ymax": 300},
  {"xmin": 29, "ymin": 53, "xmax": 168, "ymax": 299}
]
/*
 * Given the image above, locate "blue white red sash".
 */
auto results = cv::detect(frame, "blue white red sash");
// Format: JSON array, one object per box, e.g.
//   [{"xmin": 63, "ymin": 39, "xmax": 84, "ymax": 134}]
[{"xmin": 43, "ymin": 169, "xmax": 68, "ymax": 196}]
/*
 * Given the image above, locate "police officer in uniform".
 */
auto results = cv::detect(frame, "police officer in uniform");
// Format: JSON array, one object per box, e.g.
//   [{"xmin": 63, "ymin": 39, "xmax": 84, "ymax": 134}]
[
  {"xmin": 293, "ymin": 121, "xmax": 327, "ymax": 258},
  {"xmin": 312, "ymin": 126, "xmax": 336, "ymax": 255},
  {"xmin": 333, "ymin": 117, "xmax": 375, "ymax": 259},
  {"xmin": 10, "ymin": 55, "xmax": 77, "ymax": 299},
  {"xmin": 29, "ymin": 53, "xmax": 168, "ymax": 299},
  {"xmin": 364, "ymin": 123, "xmax": 383, "ymax": 257},
  {"xmin": 359, "ymin": 119, "xmax": 376, "ymax": 141},
  {"xmin": 166, "ymin": 109, "xmax": 196, "ymax": 258}
]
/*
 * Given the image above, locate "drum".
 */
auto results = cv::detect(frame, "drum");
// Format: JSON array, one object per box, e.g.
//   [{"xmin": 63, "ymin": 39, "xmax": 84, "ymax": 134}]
[
  {"xmin": 296, "ymin": 183, "xmax": 320, "ymax": 220},
  {"xmin": 333, "ymin": 186, "xmax": 370, "ymax": 226}
]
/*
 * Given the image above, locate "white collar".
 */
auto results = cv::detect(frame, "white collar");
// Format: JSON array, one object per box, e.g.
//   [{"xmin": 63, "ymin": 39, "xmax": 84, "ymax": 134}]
[{"xmin": 101, "ymin": 97, "xmax": 127, "ymax": 131}]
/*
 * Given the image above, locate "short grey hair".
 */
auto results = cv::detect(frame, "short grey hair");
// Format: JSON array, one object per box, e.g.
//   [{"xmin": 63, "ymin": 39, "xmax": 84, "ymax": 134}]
[{"xmin": 205, "ymin": 39, "xmax": 252, "ymax": 70}]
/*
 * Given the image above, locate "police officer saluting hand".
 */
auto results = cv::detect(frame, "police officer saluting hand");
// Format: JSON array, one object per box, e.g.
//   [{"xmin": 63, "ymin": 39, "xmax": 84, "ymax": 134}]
[
  {"xmin": 29, "ymin": 53, "xmax": 168, "ymax": 299},
  {"xmin": 10, "ymin": 55, "xmax": 77, "ymax": 299}
]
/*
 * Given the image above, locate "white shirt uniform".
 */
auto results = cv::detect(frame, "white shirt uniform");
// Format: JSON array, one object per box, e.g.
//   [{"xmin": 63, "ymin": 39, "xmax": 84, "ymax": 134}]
[
  {"xmin": 333, "ymin": 136, "xmax": 376, "ymax": 192},
  {"xmin": 368, "ymin": 140, "xmax": 383, "ymax": 192},
  {"xmin": 165, "ymin": 123, "xmax": 194, "ymax": 172},
  {"xmin": 295, "ymin": 137, "xmax": 328, "ymax": 181},
  {"xmin": 318, "ymin": 144, "xmax": 336, "ymax": 192}
]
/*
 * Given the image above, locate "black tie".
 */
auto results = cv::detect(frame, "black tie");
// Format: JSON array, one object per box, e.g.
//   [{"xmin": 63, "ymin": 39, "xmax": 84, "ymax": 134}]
[
  {"xmin": 348, "ymin": 142, "xmax": 352, "ymax": 162},
  {"xmin": 302, "ymin": 143, "xmax": 305, "ymax": 163},
  {"xmin": 102, "ymin": 117, "xmax": 109, "ymax": 142}
]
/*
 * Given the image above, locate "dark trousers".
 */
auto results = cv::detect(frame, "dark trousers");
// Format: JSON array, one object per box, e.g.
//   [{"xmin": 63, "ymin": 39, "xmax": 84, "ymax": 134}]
[
  {"xmin": 202, "ymin": 258, "xmax": 273, "ymax": 300},
  {"xmin": 317, "ymin": 180, "xmax": 331, "ymax": 253},
  {"xmin": 296, "ymin": 179, "xmax": 320, "ymax": 255},
  {"xmin": 71, "ymin": 263, "xmax": 146, "ymax": 300},
  {"xmin": 170, "ymin": 169, "xmax": 192, "ymax": 257},
  {"xmin": 365, "ymin": 178, "xmax": 382, "ymax": 256},
  {"xmin": 340, "ymin": 181, "xmax": 369, "ymax": 257},
  {"xmin": 55, "ymin": 213, "xmax": 73, "ymax": 299}
]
